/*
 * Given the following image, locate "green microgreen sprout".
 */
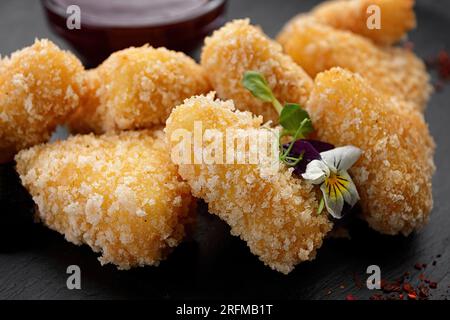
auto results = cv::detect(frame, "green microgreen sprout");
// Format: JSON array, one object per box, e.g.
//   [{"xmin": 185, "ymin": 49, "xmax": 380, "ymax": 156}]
[
  {"xmin": 317, "ymin": 197, "xmax": 325, "ymax": 214},
  {"xmin": 279, "ymin": 103, "xmax": 313, "ymax": 138},
  {"xmin": 242, "ymin": 71, "xmax": 314, "ymax": 166},
  {"xmin": 243, "ymin": 71, "xmax": 283, "ymax": 114}
]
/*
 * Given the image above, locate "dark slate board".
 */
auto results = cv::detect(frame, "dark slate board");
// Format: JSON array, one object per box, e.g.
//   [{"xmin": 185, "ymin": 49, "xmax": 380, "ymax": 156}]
[{"xmin": 0, "ymin": 0, "xmax": 449, "ymax": 300}]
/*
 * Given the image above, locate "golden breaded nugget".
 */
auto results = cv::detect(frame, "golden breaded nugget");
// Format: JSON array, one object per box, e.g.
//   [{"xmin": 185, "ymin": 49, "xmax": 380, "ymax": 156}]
[
  {"xmin": 0, "ymin": 39, "xmax": 84, "ymax": 163},
  {"xmin": 67, "ymin": 46, "xmax": 210, "ymax": 134},
  {"xmin": 201, "ymin": 19, "xmax": 313, "ymax": 123},
  {"xmin": 277, "ymin": 17, "xmax": 431, "ymax": 112},
  {"xmin": 65, "ymin": 69, "xmax": 103, "ymax": 134},
  {"xmin": 165, "ymin": 93, "xmax": 332, "ymax": 274},
  {"xmin": 311, "ymin": 0, "xmax": 416, "ymax": 46},
  {"xmin": 15, "ymin": 130, "xmax": 195, "ymax": 269},
  {"xmin": 307, "ymin": 68, "xmax": 435, "ymax": 236}
]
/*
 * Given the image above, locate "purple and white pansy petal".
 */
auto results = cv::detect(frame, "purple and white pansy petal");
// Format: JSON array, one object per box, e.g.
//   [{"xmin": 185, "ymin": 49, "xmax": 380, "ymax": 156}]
[{"xmin": 320, "ymin": 146, "xmax": 362, "ymax": 172}]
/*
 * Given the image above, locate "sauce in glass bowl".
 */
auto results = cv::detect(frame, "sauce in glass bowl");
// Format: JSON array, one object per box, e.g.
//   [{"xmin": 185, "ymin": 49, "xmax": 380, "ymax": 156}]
[{"xmin": 42, "ymin": 0, "xmax": 227, "ymax": 66}]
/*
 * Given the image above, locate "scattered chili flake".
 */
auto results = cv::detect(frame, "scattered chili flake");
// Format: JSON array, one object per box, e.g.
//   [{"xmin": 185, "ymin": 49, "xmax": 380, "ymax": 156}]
[
  {"xmin": 355, "ymin": 257, "xmax": 444, "ymax": 300},
  {"xmin": 425, "ymin": 49, "xmax": 450, "ymax": 90},
  {"xmin": 382, "ymin": 282, "xmax": 401, "ymax": 293},
  {"xmin": 418, "ymin": 284, "xmax": 430, "ymax": 299},
  {"xmin": 346, "ymin": 294, "xmax": 357, "ymax": 300},
  {"xmin": 407, "ymin": 292, "xmax": 418, "ymax": 300},
  {"xmin": 370, "ymin": 294, "xmax": 385, "ymax": 300},
  {"xmin": 403, "ymin": 283, "xmax": 415, "ymax": 294},
  {"xmin": 437, "ymin": 50, "xmax": 450, "ymax": 80}
]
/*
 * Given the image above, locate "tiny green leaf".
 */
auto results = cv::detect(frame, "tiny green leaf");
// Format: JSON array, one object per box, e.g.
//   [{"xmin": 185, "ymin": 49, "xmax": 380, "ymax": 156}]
[
  {"xmin": 279, "ymin": 103, "xmax": 313, "ymax": 138},
  {"xmin": 317, "ymin": 197, "xmax": 325, "ymax": 214},
  {"xmin": 243, "ymin": 71, "xmax": 284, "ymax": 114},
  {"xmin": 243, "ymin": 71, "xmax": 274, "ymax": 103}
]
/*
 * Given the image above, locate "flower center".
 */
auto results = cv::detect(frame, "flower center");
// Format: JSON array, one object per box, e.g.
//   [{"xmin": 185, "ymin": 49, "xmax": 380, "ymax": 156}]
[{"xmin": 324, "ymin": 171, "xmax": 350, "ymax": 199}]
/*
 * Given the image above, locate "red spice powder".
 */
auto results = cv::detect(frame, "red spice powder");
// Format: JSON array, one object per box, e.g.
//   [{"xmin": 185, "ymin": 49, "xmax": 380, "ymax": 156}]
[
  {"xmin": 426, "ymin": 49, "xmax": 450, "ymax": 91},
  {"xmin": 418, "ymin": 284, "xmax": 430, "ymax": 299},
  {"xmin": 437, "ymin": 50, "xmax": 450, "ymax": 80},
  {"xmin": 407, "ymin": 292, "xmax": 418, "ymax": 300},
  {"xmin": 369, "ymin": 293, "xmax": 384, "ymax": 300},
  {"xmin": 403, "ymin": 283, "xmax": 415, "ymax": 294},
  {"xmin": 364, "ymin": 258, "xmax": 442, "ymax": 300},
  {"xmin": 382, "ymin": 282, "xmax": 402, "ymax": 293}
]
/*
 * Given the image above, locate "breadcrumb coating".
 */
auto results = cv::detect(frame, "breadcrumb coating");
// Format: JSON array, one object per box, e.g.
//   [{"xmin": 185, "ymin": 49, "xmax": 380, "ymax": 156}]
[
  {"xmin": 307, "ymin": 68, "xmax": 435, "ymax": 236},
  {"xmin": 68, "ymin": 45, "xmax": 211, "ymax": 134},
  {"xmin": 311, "ymin": 0, "xmax": 416, "ymax": 46},
  {"xmin": 15, "ymin": 130, "xmax": 195, "ymax": 269},
  {"xmin": 277, "ymin": 17, "xmax": 431, "ymax": 112},
  {"xmin": 66, "ymin": 70, "xmax": 103, "ymax": 134},
  {"xmin": 165, "ymin": 93, "xmax": 332, "ymax": 274},
  {"xmin": 0, "ymin": 39, "xmax": 85, "ymax": 163},
  {"xmin": 201, "ymin": 19, "xmax": 313, "ymax": 123}
]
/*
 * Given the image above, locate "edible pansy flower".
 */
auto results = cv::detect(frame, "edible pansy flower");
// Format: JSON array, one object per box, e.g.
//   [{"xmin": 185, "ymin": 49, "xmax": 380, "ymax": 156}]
[
  {"xmin": 282, "ymin": 139, "xmax": 334, "ymax": 175},
  {"xmin": 302, "ymin": 146, "xmax": 362, "ymax": 219}
]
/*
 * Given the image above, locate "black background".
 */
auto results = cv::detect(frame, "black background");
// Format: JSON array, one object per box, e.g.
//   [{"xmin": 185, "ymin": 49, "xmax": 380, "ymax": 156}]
[{"xmin": 0, "ymin": 0, "xmax": 449, "ymax": 300}]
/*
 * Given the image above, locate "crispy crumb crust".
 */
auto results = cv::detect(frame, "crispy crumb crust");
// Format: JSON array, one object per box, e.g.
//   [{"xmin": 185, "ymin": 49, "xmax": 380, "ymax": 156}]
[
  {"xmin": 165, "ymin": 93, "xmax": 332, "ymax": 274},
  {"xmin": 277, "ymin": 17, "xmax": 431, "ymax": 112},
  {"xmin": 311, "ymin": 0, "xmax": 416, "ymax": 46},
  {"xmin": 67, "ymin": 45, "xmax": 211, "ymax": 134},
  {"xmin": 201, "ymin": 19, "xmax": 313, "ymax": 123},
  {"xmin": 15, "ymin": 130, "xmax": 196, "ymax": 269},
  {"xmin": 307, "ymin": 68, "xmax": 435, "ymax": 236},
  {"xmin": 0, "ymin": 39, "xmax": 85, "ymax": 162},
  {"xmin": 66, "ymin": 69, "xmax": 103, "ymax": 134}
]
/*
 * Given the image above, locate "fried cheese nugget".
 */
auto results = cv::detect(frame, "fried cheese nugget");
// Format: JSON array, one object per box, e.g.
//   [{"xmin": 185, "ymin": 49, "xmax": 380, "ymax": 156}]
[
  {"xmin": 201, "ymin": 19, "xmax": 313, "ymax": 123},
  {"xmin": 0, "ymin": 39, "xmax": 84, "ymax": 163},
  {"xmin": 15, "ymin": 130, "xmax": 195, "ymax": 269},
  {"xmin": 307, "ymin": 68, "xmax": 435, "ymax": 236},
  {"xmin": 65, "ymin": 69, "xmax": 103, "ymax": 134},
  {"xmin": 68, "ymin": 45, "xmax": 211, "ymax": 134},
  {"xmin": 165, "ymin": 93, "xmax": 332, "ymax": 274},
  {"xmin": 311, "ymin": 0, "xmax": 416, "ymax": 46},
  {"xmin": 277, "ymin": 17, "xmax": 431, "ymax": 112}
]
